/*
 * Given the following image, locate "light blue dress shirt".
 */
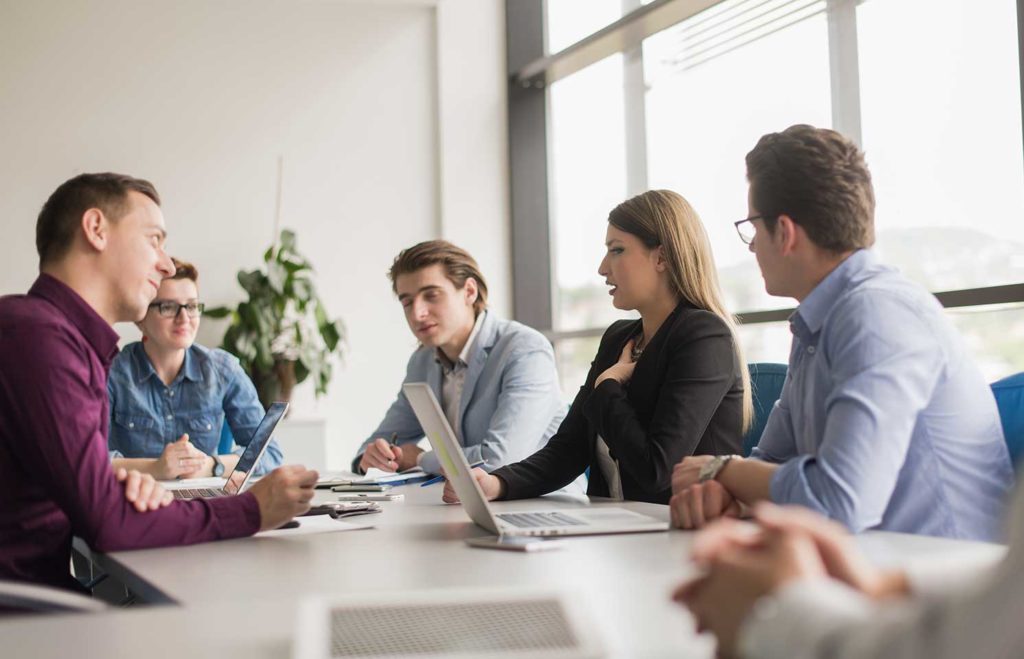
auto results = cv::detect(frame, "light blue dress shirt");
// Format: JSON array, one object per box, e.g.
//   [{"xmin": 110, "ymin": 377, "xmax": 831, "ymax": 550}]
[
  {"xmin": 107, "ymin": 342, "xmax": 284, "ymax": 476},
  {"xmin": 752, "ymin": 249, "xmax": 1014, "ymax": 541}
]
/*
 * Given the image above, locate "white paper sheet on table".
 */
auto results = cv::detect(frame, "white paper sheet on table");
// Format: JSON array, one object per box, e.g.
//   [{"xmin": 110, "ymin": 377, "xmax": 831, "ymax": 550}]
[{"xmin": 256, "ymin": 515, "xmax": 375, "ymax": 538}]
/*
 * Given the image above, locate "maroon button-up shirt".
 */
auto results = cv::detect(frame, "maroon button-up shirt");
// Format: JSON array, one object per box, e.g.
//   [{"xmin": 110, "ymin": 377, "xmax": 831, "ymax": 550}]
[{"xmin": 0, "ymin": 275, "xmax": 261, "ymax": 592}]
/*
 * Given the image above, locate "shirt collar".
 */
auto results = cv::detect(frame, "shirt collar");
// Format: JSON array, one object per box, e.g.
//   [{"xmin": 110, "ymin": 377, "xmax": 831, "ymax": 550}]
[
  {"xmin": 29, "ymin": 274, "xmax": 120, "ymax": 367},
  {"xmin": 436, "ymin": 310, "xmax": 487, "ymax": 372},
  {"xmin": 793, "ymin": 249, "xmax": 875, "ymax": 338},
  {"xmin": 131, "ymin": 342, "xmax": 203, "ymax": 385}
]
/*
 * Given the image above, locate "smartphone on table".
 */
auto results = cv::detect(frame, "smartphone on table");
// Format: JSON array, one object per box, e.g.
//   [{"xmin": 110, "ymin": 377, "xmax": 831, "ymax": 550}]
[{"xmin": 464, "ymin": 536, "xmax": 565, "ymax": 552}]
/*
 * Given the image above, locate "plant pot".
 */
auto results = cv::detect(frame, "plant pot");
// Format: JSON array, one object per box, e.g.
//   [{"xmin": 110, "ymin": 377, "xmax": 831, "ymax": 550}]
[{"xmin": 253, "ymin": 359, "xmax": 297, "ymax": 414}]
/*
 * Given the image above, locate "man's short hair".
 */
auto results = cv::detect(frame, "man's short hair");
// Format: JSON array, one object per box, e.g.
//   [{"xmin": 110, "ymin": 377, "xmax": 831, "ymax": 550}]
[
  {"xmin": 169, "ymin": 257, "xmax": 198, "ymax": 284},
  {"xmin": 746, "ymin": 124, "xmax": 875, "ymax": 253},
  {"xmin": 36, "ymin": 172, "xmax": 160, "ymax": 267},
  {"xmin": 388, "ymin": 240, "xmax": 488, "ymax": 315}
]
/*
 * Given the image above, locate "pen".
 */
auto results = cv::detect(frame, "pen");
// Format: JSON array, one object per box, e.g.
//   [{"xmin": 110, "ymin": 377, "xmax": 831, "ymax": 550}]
[
  {"xmin": 420, "ymin": 461, "xmax": 486, "ymax": 487},
  {"xmin": 387, "ymin": 431, "xmax": 399, "ymax": 468}
]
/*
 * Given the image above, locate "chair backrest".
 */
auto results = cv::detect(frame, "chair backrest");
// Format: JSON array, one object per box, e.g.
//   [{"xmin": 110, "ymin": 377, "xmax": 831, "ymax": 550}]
[
  {"xmin": 991, "ymin": 372, "xmax": 1024, "ymax": 466},
  {"xmin": 0, "ymin": 580, "xmax": 107, "ymax": 614},
  {"xmin": 742, "ymin": 363, "xmax": 788, "ymax": 457},
  {"xmin": 218, "ymin": 421, "xmax": 234, "ymax": 455}
]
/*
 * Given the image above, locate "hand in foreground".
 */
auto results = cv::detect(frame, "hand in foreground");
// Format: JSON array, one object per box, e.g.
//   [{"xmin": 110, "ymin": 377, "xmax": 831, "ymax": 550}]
[
  {"xmin": 745, "ymin": 503, "xmax": 907, "ymax": 599},
  {"xmin": 247, "ymin": 465, "xmax": 319, "ymax": 531},
  {"xmin": 155, "ymin": 433, "xmax": 208, "ymax": 480},
  {"xmin": 671, "ymin": 456, "xmax": 715, "ymax": 494},
  {"xmin": 117, "ymin": 468, "xmax": 173, "ymax": 512},
  {"xmin": 442, "ymin": 467, "xmax": 504, "ymax": 504},
  {"xmin": 594, "ymin": 340, "xmax": 638, "ymax": 387},
  {"xmin": 670, "ymin": 480, "xmax": 741, "ymax": 529},
  {"xmin": 674, "ymin": 517, "xmax": 827, "ymax": 659}
]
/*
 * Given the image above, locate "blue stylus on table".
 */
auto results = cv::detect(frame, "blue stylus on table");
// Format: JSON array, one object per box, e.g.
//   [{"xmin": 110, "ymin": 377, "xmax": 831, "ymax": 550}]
[{"xmin": 420, "ymin": 461, "xmax": 486, "ymax": 487}]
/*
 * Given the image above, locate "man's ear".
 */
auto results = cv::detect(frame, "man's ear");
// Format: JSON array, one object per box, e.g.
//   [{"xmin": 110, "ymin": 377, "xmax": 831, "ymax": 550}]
[
  {"xmin": 463, "ymin": 277, "xmax": 479, "ymax": 306},
  {"xmin": 775, "ymin": 215, "xmax": 801, "ymax": 256},
  {"xmin": 80, "ymin": 208, "xmax": 109, "ymax": 253}
]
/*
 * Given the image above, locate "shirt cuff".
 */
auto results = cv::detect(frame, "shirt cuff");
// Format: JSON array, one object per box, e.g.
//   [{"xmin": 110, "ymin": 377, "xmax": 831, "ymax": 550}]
[
  {"xmin": 738, "ymin": 578, "xmax": 873, "ymax": 659},
  {"xmin": 205, "ymin": 491, "xmax": 262, "ymax": 538},
  {"xmin": 417, "ymin": 450, "xmax": 440, "ymax": 475},
  {"xmin": 769, "ymin": 455, "xmax": 819, "ymax": 508}
]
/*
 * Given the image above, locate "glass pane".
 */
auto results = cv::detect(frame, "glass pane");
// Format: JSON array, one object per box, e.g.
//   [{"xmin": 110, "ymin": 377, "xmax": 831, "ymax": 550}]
[
  {"xmin": 858, "ymin": 0, "xmax": 1024, "ymax": 292},
  {"xmin": 554, "ymin": 336, "xmax": 601, "ymax": 402},
  {"xmin": 737, "ymin": 320, "xmax": 792, "ymax": 365},
  {"xmin": 545, "ymin": 0, "xmax": 623, "ymax": 54},
  {"xmin": 643, "ymin": 4, "xmax": 832, "ymax": 314},
  {"xmin": 549, "ymin": 54, "xmax": 633, "ymax": 331},
  {"xmin": 948, "ymin": 304, "xmax": 1024, "ymax": 383}
]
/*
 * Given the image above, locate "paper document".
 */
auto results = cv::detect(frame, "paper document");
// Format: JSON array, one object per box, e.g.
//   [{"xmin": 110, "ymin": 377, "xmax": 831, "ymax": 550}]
[
  {"xmin": 256, "ymin": 515, "xmax": 375, "ymax": 538},
  {"xmin": 362, "ymin": 467, "xmax": 425, "ymax": 483}
]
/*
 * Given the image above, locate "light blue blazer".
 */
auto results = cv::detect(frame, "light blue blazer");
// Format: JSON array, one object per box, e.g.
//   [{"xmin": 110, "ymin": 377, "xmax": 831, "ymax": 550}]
[{"xmin": 353, "ymin": 312, "xmax": 566, "ymax": 475}]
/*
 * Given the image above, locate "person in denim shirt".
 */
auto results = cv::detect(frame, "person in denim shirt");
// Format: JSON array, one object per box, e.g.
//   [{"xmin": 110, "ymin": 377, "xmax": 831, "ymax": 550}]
[{"xmin": 108, "ymin": 257, "xmax": 283, "ymax": 479}]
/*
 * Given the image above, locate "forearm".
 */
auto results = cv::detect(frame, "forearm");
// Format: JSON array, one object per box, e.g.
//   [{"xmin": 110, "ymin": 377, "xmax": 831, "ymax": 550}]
[
  {"xmin": 110, "ymin": 457, "xmax": 161, "ymax": 477},
  {"xmin": 717, "ymin": 458, "xmax": 776, "ymax": 505},
  {"xmin": 219, "ymin": 453, "xmax": 240, "ymax": 473}
]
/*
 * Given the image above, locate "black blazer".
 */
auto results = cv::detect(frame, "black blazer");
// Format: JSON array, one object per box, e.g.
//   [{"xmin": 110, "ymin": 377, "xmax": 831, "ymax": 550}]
[{"xmin": 493, "ymin": 300, "xmax": 744, "ymax": 504}]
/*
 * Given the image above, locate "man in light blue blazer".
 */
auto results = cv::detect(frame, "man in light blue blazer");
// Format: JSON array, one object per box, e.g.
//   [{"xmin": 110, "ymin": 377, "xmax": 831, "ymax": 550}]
[{"xmin": 352, "ymin": 240, "xmax": 567, "ymax": 477}]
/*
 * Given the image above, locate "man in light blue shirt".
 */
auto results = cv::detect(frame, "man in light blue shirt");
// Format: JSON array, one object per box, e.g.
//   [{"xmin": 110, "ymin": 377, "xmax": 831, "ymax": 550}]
[{"xmin": 670, "ymin": 124, "xmax": 1013, "ymax": 541}]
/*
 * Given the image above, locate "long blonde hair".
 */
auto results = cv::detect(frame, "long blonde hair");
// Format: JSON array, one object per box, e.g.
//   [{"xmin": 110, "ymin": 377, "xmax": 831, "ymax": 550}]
[{"xmin": 608, "ymin": 189, "xmax": 753, "ymax": 432}]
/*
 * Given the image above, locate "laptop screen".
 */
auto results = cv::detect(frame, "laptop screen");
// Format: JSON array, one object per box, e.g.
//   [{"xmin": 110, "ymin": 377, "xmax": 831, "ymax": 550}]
[{"xmin": 223, "ymin": 401, "xmax": 288, "ymax": 495}]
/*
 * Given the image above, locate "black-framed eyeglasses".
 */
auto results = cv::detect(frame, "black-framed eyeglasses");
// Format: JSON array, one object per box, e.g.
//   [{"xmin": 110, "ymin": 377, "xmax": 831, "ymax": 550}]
[
  {"xmin": 734, "ymin": 215, "xmax": 765, "ymax": 245},
  {"xmin": 148, "ymin": 301, "xmax": 205, "ymax": 318}
]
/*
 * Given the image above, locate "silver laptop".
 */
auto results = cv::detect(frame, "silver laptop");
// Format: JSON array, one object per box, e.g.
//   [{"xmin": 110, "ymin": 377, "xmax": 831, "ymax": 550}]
[
  {"xmin": 402, "ymin": 383, "xmax": 668, "ymax": 537},
  {"xmin": 167, "ymin": 401, "xmax": 288, "ymax": 500}
]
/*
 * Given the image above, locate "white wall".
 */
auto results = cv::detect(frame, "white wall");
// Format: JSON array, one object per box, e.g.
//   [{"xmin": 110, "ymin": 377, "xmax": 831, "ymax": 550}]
[{"xmin": 0, "ymin": 0, "xmax": 510, "ymax": 469}]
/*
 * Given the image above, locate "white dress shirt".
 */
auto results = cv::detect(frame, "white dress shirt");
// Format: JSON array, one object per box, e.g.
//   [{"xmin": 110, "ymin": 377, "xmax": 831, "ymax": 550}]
[
  {"xmin": 738, "ymin": 482, "xmax": 1023, "ymax": 658},
  {"xmin": 437, "ymin": 312, "xmax": 486, "ymax": 441},
  {"xmin": 595, "ymin": 434, "xmax": 624, "ymax": 501}
]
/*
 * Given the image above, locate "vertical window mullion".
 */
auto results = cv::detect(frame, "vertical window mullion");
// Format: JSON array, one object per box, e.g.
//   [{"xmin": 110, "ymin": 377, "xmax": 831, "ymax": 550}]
[
  {"xmin": 826, "ymin": 0, "xmax": 863, "ymax": 145},
  {"xmin": 623, "ymin": 0, "xmax": 650, "ymax": 196}
]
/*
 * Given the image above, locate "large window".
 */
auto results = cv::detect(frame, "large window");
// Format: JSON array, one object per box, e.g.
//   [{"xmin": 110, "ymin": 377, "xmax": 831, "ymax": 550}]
[{"xmin": 509, "ymin": 0, "xmax": 1024, "ymax": 398}]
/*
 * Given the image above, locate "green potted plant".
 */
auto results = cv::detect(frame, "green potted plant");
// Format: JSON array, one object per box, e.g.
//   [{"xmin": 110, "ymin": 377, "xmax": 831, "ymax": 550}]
[{"xmin": 206, "ymin": 229, "xmax": 345, "ymax": 409}]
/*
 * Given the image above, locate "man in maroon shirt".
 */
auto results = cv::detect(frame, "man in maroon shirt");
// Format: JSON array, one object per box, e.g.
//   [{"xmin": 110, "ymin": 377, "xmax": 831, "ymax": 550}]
[{"xmin": 0, "ymin": 173, "xmax": 319, "ymax": 592}]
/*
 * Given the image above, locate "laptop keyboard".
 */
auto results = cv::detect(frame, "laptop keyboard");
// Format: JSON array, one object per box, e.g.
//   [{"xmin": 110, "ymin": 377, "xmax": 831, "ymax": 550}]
[
  {"xmin": 172, "ymin": 488, "xmax": 225, "ymax": 499},
  {"xmin": 329, "ymin": 598, "xmax": 580, "ymax": 656},
  {"xmin": 497, "ymin": 512, "xmax": 585, "ymax": 528}
]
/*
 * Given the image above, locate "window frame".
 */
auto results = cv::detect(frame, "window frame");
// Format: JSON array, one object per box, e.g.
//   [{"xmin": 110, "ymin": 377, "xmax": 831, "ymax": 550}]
[{"xmin": 506, "ymin": 0, "xmax": 1024, "ymax": 344}]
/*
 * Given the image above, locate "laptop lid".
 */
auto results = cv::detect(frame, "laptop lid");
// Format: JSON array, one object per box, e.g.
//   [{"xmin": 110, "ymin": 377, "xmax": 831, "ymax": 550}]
[
  {"xmin": 222, "ymin": 401, "xmax": 289, "ymax": 495},
  {"xmin": 402, "ymin": 383, "xmax": 501, "ymax": 534}
]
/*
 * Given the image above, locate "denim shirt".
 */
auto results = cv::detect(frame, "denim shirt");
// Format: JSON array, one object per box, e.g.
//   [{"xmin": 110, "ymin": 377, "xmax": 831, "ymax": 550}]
[
  {"xmin": 107, "ymin": 342, "xmax": 284, "ymax": 476},
  {"xmin": 752, "ymin": 249, "xmax": 1014, "ymax": 541}
]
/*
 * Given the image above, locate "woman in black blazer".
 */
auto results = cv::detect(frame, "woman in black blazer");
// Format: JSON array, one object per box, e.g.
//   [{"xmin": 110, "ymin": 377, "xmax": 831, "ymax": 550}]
[{"xmin": 445, "ymin": 190, "xmax": 751, "ymax": 505}]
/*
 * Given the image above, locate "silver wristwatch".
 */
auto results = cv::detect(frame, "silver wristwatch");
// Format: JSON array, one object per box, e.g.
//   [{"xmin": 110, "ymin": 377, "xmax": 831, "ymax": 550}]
[{"xmin": 698, "ymin": 454, "xmax": 738, "ymax": 483}]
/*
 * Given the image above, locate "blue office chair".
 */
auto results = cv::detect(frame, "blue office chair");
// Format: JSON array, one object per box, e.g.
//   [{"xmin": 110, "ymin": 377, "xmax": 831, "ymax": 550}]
[
  {"xmin": 217, "ymin": 422, "xmax": 234, "ymax": 455},
  {"xmin": 742, "ymin": 363, "xmax": 788, "ymax": 457},
  {"xmin": 991, "ymin": 372, "xmax": 1024, "ymax": 467}
]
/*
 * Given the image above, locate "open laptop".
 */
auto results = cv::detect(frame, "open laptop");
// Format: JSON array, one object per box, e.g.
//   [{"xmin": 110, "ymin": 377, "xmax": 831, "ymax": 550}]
[
  {"xmin": 164, "ymin": 401, "xmax": 288, "ymax": 500},
  {"xmin": 402, "ymin": 383, "xmax": 668, "ymax": 537}
]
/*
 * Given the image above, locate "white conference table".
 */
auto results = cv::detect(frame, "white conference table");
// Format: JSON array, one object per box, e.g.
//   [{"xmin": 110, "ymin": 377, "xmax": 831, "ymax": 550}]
[{"xmin": 3, "ymin": 483, "xmax": 1007, "ymax": 658}]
